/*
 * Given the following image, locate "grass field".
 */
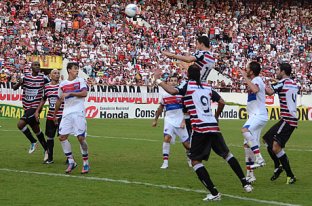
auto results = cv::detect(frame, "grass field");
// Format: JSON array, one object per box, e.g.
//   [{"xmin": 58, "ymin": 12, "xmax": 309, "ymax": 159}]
[{"xmin": 0, "ymin": 118, "xmax": 311, "ymax": 206}]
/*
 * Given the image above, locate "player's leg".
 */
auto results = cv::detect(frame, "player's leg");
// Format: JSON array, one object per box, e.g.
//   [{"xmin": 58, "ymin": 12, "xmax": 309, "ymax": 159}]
[
  {"xmin": 242, "ymin": 117, "xmax": 265, "ymax": 169},
  {"xmin": 212, "ymin": 133, "xmax": 253, "ymax": 193},
  {"xmin": 161, "ymin": 122, "xmax": 174, "ymax": 169},
  {"xmin": 59, "ymin": 114, "xmax": 76, "ymax": 173},
  {"xmin": 271, "ymin": 121, "xmax": 296, "ymax": 184},
  {"xmin": 176, "ymin": 127, "xmax": 192, "ymax": 167},
  {"xmin": 73, "ymin": 113, "xmax": 89, "ymax": 174},
  {"xmin": 263, "ymin": 121, "xmax": 284, "ymax": 181},
  {"xmin": 244, "ymin": 143, "xmax": 256, "ymax": 183},
  {"xmin": 18, "ymin": 111, "xmax": 38, "ymax": 153},
  {"xmin": 29, "ymin": 113, "xmax": 48, "ymax": 161},
  {"xmin": 161, "ymin": 134, "xmax": 172, "ymax": 169},
  {"xmin": 44, "ymin": 119, "xmax": 59, "ymax": 164},
  {"xmin": 190, "ymin": 132, "xmax": 221, "ymax": 201}
]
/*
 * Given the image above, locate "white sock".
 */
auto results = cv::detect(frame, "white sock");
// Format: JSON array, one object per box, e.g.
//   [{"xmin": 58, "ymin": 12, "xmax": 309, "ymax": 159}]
[
  {"xmin": 61, "ymin": 140, "xmax": 74, "ymax": 163},
  {"xmin": 162, "ymin": 142, "xmax": 170, "ymax": 161}
]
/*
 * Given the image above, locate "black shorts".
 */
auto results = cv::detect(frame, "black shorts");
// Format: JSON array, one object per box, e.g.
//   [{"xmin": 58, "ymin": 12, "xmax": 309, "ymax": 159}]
[
  {"xmin": 189, "ymin": 131, "xmax": 230, "ymax": 161},
  {"xmin": 263, "ymin": 119, "xmax": 295, "ymax": 148},
  {"xmin": 20, "ymin": 108, "xmax": 39, "ymax": 127},
  {"xmin": 45, "ymin": 118, "xmax": 62, "ymax": 138}
]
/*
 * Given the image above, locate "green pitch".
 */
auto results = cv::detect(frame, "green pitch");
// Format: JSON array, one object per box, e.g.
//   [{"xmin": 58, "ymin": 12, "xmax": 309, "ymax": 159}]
[{"xmin": 0, "ymin": 118, "xmax": 311, "ymax": 206}]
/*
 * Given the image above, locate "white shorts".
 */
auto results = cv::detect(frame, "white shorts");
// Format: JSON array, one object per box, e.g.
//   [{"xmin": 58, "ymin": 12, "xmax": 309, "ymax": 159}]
[
  {"xmin": 164, "ymin": 121, "xmax": 189, "ymax": 144},
  {"xmin": 59, "ymin": 112, "xmax": 87, "ymax": 137},
  {"xmin": 243, "ymin": 115, "xmax": 267, "ymax": 145}
]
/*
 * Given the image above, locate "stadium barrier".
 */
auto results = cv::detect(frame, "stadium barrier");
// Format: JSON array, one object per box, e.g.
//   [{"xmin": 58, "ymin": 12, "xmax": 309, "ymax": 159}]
[{"xmin": 1, "ymin": 83, "xmax": 311, "ymax": 120}]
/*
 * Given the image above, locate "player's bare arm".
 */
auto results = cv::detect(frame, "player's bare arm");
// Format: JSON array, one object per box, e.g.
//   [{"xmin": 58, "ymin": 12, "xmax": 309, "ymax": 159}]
[
  {"xmin": 64, "ymin": 89, "xmax": 88, "ymax": 98},
  {"xmin": 53, "ymin": 98, "xmax": 63, "ymax": 125},
  {"xmin": 239, "ymin": 68, "xmax": 259, "ymax": 93},
  {"xmin": 152, "ymin": 104, "xmax": 164, "ymax": 127},
  {"xmin": 161, "ymin": 50, "xmax": 196, "ymax": 63},
  {"xmin": 265, "ymin": 86, "xmax": 275, "ymax": 96},
  {"xmin": 12, "ymin": 77, "xmax": 23, "ymax": 90},
  {"xmin": 154, "ymin": 69, "xmax": 179, "ymax": 95},
  {"xmin": 215, "ymin": 97, "xmax": 225, "ymax": 122},
  {"xmin": 35, "ymin": 98, "xmax": 47, "ymax": 122}
]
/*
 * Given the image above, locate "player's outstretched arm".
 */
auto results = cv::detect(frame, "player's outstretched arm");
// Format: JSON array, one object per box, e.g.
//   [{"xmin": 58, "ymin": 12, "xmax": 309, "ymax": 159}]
[
  {"xmin": 161, "ymin": 50, "xmax": 196, "ymax": 63},
  {"xmin": 154, "ymin": 69, "xmax": 179, "ymax": 95}
]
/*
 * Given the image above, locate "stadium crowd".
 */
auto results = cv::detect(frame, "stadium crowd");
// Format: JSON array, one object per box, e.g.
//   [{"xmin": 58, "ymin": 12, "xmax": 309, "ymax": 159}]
[{"xmin": 0, "ymin": 0, "xmax": 311, "ymax": 93}]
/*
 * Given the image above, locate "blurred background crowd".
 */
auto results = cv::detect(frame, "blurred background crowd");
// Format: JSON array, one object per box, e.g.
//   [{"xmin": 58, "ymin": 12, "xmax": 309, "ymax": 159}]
[{"xmin": 0, "ymin": 0, "xmax": 311, "ymax": 93}]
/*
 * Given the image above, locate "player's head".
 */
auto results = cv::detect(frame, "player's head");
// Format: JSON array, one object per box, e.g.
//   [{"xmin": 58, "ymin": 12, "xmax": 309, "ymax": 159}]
[
  {"xmin": 67, "ymin": 62, "xmax": 79, "ymax": 78},
  {"xmin": 247, "ymin": 61, "xmax": 261, "ymax": 77},
  {"xmin": 196, "ymin": 36, "xmax": 210, "ymax": 50},
  {"xmin": 31, "ymin": 61, "xmax": 41, "ymax": 73},
  {"xmin": 277, "ymin": 63, "xmax": 292, "ymax": 79},
  {"xmin": 50, "ymin": 69, "xmax": 60, "ymax": 82},
  {"xmin": 168, "ymin": 75, "xmax": 178, "ymax": 86},
  {"xmin": 187, "ymin": 64, "xmax": 202, "ymax": 86}
]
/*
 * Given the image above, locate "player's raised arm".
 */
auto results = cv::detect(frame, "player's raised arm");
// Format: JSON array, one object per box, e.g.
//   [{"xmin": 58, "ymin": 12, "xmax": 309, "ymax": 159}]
[
  {"xmin": 12, "ymin": 76, "xmax": 23, "ymax": 90},
  {"xmin": 239, "ymin": 68, "xmax": 259, "ymax": 94},
  {"xmin": 154, "ymin": 69, "xmax": 179, "ymax": 95}
]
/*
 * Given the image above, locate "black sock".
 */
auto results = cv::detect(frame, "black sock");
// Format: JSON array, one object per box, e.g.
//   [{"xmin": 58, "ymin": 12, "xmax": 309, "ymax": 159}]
[
  {"xmin": 278, "ymin": 153, "xmax": 294, "ymax": 177},
  {"xmin": 227, "ymin": 156, "xmax": 248, "ymax": 186},
  {"xmin": 267, "ymin": 147, "xmax": 280, "ymax": 169},
  {"xmin": 36, "ymin": 132, "xmax": 47, "ymax": 151},
  {"xmin": 47, "ymin": 138, "xmax": 54, "ymax": 160},
  {"xmin": 194, "ymin": 164, "xmax": 219, "ymax": 195},
  {"xmin": 21, "ymin": 127, "xmax": 37, "ymax": 143}
]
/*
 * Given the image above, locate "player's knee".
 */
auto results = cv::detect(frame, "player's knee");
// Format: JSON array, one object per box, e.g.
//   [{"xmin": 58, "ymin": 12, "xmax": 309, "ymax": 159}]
[
  {"xmin": 59, "ymin": 136, "xmax": 67, "ymax": 141},
  {"xmin": 272, "ymin": 141, "xmax": 281, "ymax": 154},
  {"xmin": 77, "ymin": 136, "xmax": 86, "ymax": 143},
  {"xmin": 191, "ymin": 160, "xmax": 201, "ymax": 167},
  {"xmin": 241, "ymin": 127, "xmax": 248, "ymax": 133},
  {"xmin": 164, "ymin": 135, "xmax": 171, "ymax": 143}
]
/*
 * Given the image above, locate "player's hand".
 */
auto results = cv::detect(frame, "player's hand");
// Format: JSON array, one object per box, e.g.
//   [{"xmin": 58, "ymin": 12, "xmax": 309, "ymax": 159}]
[
  {"xmin": 53, "ymin": 117, "xmax": 59, "ymax": 126},
  {"xmin": 239, "ymin": 68, "xmax": 247, "ymax": 79},
  {"xmin": 153, "ymin": 69, "xmax": 162, "ymax": 80},
  {"xmin": 180, "ymin": 121, "xmax": 186, "ymax": 129},
  {"xmin": 152, "ymin": 120, "xmax": 157, "ymax": 127}
]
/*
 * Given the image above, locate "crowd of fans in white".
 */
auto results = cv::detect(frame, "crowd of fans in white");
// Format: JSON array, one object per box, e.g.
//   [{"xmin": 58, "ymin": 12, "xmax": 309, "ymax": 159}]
[{"xmin": 0, "ymin": 0, "xmax": 311, "ymax": 93}]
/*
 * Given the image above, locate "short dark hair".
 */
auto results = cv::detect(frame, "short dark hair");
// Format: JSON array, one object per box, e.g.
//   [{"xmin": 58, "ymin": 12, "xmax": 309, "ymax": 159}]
[
  {"xmin": 280, "ymin": 63, "xmax": 292, "ymax": 76},
  {"xmin": 67, "ymin": 62, "xmax": 79, "ymax": 73},
  {"xmin": 249, "ymin": 61, "xmax": 261, "ymax": 76},
  {"xmin": 197, "ymin": 36, "xmax": 210, "ymax": 48}
]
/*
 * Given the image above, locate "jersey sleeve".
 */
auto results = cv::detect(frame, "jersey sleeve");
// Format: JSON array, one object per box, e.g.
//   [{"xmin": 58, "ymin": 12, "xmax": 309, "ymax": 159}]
[
  {"xmin": 193, "ymin": 50, "xmax": 204, "ymax": 62},
  {"xmin": 211, "ymin": 89, "xmax": 221, "ymax": 102},
  {"xmin": 271, "ymin": 81, "xmax": 284, "ymax": 93},
  {"xmin": 176, "ymin": 80, "xmax": 188, "ymax": 96},
  {"xmin": 58, "ymin": 83, "xmax": 63, "ymax": 99}
]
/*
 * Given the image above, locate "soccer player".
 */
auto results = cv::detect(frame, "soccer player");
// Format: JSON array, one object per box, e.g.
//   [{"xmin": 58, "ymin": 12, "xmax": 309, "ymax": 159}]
[
  {"xmin": 152, "ymin": 75, "xmax": 191, "ymax": 169},
  {"xmin": 154, "ymin": 65, "xmax": 253, "ymax": 201},
  {"xmin": 13, "ymin": 61, "xmax": 49, "ymax": 160},
  {"xmin": 263, "ymin": 63, "xmax": 298, "ymax": 184},
  {"xmin": 35, "ymin": 69, "xmax": 64, "ymax": 164},
  {"xmin": 239, "ymin": 62, "xmax": 268, "ymax": 183},
  {"xmin": 53, "ymin": 62, "xmax": 89, "ymax": 174},
  {"xmin": 161, "ymin": 35, "xmax": 215, "ymax": 82}
]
